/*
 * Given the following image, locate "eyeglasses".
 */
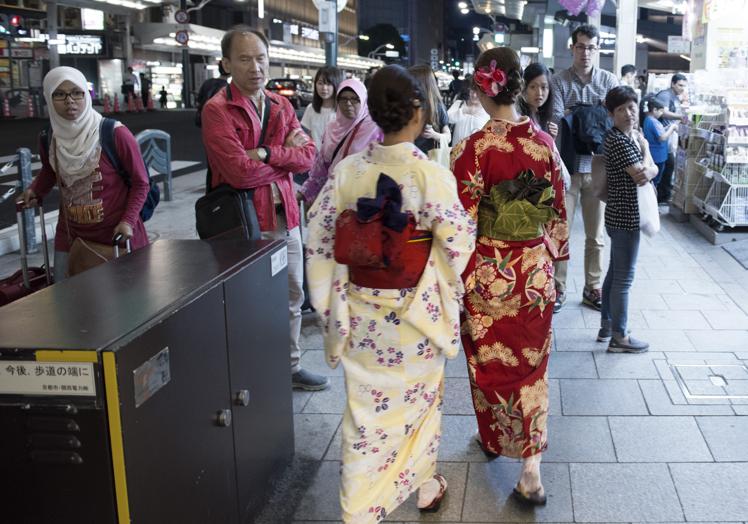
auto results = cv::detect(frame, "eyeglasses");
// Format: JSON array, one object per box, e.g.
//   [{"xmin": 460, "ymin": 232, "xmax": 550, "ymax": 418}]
[
  {"xmin": 51, "ymin": 90, "xmax": 86, "ymax": 101},
  {"xmin": 573, "ymin": 44, "xmax": 599, "ymax": 53},
  {"xmin": 337, "ymin": 96, "xmax": 360, "ymax": 106}
]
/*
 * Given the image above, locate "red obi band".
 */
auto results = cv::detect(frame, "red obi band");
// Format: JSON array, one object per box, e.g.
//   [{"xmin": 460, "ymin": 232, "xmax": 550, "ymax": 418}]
[{"xmin": 348, "ymin": 228, "xmax": 432, "ymax": 289}]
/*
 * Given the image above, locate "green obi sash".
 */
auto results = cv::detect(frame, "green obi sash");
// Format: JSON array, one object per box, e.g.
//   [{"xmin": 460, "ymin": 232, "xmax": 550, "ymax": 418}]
[{"xmin": 477, "ymin": 169, "xmax": 559, "ymax": 241}]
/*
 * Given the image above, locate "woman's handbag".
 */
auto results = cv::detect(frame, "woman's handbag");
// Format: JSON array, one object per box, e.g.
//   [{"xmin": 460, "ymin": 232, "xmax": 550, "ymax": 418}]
[
  {"xmin": 428, "ymin": 134, "xmax": 451, "ymax": 169},
  {"xmin": 638, "ymin": 181, "xmax": 661, "ymax": 237},
  {"xmin": 67, "ymin": 235, "xmax": 131, "ymax": 277},
  {"xmin": 195, "ymin": 85, "xmax": 266, "ymax": 241}
]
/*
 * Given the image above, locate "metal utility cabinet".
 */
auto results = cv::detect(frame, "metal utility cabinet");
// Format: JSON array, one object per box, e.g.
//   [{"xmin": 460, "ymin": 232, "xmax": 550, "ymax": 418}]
[{"xmin": 0, "ymin": 239, "xmax": 294, "ymax": 524}]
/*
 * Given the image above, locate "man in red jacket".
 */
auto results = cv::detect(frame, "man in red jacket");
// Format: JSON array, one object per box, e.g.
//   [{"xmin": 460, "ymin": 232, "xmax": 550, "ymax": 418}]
[{"xmin": 202, "ymin": 26, "xmax": 329, "ymax": 391}]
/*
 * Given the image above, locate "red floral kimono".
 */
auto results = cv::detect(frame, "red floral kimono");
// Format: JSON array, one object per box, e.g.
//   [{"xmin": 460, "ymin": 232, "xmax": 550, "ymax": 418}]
[{"xmin": 451, "ymin": 117, "xmax": 569, "ymax": 458}]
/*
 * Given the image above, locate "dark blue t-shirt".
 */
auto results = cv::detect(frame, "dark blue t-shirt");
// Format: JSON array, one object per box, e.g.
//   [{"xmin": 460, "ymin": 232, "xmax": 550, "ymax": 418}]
[{"xmin": 643, "ymin": 116, "xmax": 668, "ymax": 164}]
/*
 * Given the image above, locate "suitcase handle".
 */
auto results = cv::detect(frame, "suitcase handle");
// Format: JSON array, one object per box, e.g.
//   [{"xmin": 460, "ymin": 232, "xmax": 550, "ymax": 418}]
[
  {"xmin": 112, "ymin": 233, "xmax": 132, "ymax": 259},
  {"xmin": 15, "ymin": 197, "xmax": 42, "ymax": 213},
  {"xmin": 15, "ymin": 199, "xmax": 51, "ymax": 289}
]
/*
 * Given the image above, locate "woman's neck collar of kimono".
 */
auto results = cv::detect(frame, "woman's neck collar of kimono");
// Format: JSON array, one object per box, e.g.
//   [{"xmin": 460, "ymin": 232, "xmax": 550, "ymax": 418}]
[{"xmin": 479, "ymin": 93, "xmax": 521, "ymax": 122}]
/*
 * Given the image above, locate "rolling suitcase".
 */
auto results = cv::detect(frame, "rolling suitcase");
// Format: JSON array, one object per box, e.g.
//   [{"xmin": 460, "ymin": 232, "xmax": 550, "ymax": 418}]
[{"xmin": 0, "ymin": 201, "xmax": 53, "ymax": 306}]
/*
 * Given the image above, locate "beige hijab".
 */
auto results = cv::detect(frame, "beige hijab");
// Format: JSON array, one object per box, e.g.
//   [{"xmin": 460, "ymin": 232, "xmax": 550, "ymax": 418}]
[{"xmin": 42, "ymin": 66, "xmax": 103, "ymax": 186}]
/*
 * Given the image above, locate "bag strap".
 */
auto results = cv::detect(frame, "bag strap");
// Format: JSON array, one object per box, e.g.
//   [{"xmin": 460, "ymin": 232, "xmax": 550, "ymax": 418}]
[
  {"xmin": 340, "ymin": 120, "xmax": 363, "ymax": 160},
  {"xmin": 330, "ymin": 119, "xmax": 363, "ymax": 166},
  {"xmin": 99, "ymin": 117, "xmax": 128, "ymax": 186},
  {"xmin": 40, "ymin": 125, "xmax": 51, "ymax": 159},
  {"xmin": 206, "ymin": 86, "xmax": 270, "ymax": 193}
]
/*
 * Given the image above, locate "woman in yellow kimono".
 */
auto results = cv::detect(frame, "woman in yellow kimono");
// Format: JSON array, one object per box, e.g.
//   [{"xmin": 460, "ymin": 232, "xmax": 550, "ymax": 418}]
[{"xmin": 306, "ymin": 65, "xmax": 475, "ymax": 522}]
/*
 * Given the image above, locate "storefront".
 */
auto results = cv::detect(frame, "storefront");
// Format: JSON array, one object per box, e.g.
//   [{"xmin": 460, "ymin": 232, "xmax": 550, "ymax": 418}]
[
  {"xmin": 132, "ymin": 23, "xmax": 221, "ymax": 108},
  {"xmin": 267, "ymin": 40, "xmax": 383, "ymax": 80},
  {"xmin": 134, "ymin": 22, "xmax": 384, "ymax": 96},
  {"xmin": 669, "ymin": 0, "xmax": 748, "ymax": 240}
]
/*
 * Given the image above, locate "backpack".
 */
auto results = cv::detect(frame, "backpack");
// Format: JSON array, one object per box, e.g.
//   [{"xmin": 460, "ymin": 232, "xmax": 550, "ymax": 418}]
[
  {"xmin": 195, "ymin": 78, "xmax": 228, "ymax": 128},
  {"xmin": 41, "ymin": 118, "xmax": 160, "ymax": 222},
  {"xmin": 571, "ymin": 103, "xmax": 612, "ymax": 155}
]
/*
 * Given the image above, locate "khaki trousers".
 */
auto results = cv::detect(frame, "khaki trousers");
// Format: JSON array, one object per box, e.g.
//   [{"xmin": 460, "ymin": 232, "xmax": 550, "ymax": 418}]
[
  {"xmin": 554, "ymin": 172, "xmax": 606, "ymax": 294},
  {"xmin": 262, "ymin": 216, "xmax": 304, "ymax": 374}
]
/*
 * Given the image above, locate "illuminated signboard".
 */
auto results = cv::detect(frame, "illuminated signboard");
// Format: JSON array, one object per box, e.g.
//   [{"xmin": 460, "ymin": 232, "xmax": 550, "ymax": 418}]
[
  {"xmin": 81, "ymin": 9, "xmax": 104, "ymax": 30},
  {"xmin": 58, "ymin": 35, "xmax": 104, "ymax": 55},
  {"xmin": 301, "ymin": 27, "xmax": 319, "ymax": 40}
]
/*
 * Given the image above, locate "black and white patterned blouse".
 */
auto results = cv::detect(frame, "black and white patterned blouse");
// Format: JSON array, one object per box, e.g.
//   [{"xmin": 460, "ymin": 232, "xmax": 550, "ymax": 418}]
[{"xmin": 604, "ymin": 127, "xmax": 642, "ymax": 231}]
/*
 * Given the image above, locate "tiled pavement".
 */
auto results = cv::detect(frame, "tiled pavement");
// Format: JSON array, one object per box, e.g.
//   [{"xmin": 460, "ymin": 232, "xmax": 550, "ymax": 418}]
[
  {"xmin": 2, "ymin": 173, "xmax": 747, "ymax": 522},
  {"xmin": 286, "ymin": 207, "xmax": 748, "ymax": 524}
]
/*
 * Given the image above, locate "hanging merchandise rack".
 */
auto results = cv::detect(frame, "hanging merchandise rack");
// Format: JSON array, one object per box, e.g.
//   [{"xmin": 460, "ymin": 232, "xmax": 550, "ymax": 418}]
[
  {"xmin": 684, "ymin": 117, "xmax": 724, "ymax": 216},
  {"xmin": 693, "ymin": 92, "xmax": 748, "ymax": 230}
]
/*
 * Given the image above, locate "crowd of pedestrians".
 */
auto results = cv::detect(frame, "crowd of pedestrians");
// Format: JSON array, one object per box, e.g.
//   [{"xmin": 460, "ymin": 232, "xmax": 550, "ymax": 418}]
[{"xmin": 16, "ymin": 20, "xmax": 690, "ymax": 524}]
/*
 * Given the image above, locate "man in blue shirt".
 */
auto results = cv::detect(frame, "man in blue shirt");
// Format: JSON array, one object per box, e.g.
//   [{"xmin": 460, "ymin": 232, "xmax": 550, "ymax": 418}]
[
  {"xmin": 641, "ymin": 97, "xmax": 678, "ymax": 197},
  {"xmin": 654, "ymin": 74, "xmax": 688, "ymax": 203}
]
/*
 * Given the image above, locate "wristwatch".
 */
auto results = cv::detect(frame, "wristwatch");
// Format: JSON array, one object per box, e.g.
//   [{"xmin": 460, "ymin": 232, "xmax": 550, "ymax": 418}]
[{"xmin": 256, "ymin": 146, "xmax": 268, "ymax": 163}]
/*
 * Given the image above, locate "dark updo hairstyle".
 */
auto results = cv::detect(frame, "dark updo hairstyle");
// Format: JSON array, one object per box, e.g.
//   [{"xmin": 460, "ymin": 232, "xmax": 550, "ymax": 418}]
[
  {"xmin": 367, "ymin": 65, "xmax": 430, "ymax": 135},
  {"xmin": 311, "ymin": 66, "xmax": 343, "ymax": 113},
  {"xmin": 604, "ymin": 85, "xmax": 638, "ymax": 113},
  {"xmin": 473, "ymin": 47, "xmax": 523, "ymax": 106},
  {"xmin": 642, "ymin": 96, "xmax": 664, "ymax": 113},
  {"xmin": 640, "ymin": 95, "xmax": 665, "ymax": 126}
]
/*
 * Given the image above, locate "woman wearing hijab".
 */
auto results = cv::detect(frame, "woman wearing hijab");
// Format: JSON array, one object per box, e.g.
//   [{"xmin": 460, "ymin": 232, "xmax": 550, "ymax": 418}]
[
  {"xmin": 18, "ymin": 66, "xmax": 150, "ymax": 280},
  {"xmin": 297, "ymin": 78, "xmax": 381, "ymax": 206}
]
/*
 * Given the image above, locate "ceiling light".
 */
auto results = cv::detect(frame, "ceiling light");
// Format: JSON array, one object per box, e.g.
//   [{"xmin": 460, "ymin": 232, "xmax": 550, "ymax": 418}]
[
  {"xmin": 458, "ymin": 1, "xmax": 467, "ymax": 8},
  {"xmin": 460, "ymin": 8, "xmax": 469, "ymax": 14},
  {"xmin": 520, "ymin": 46, "xmax": 539, "ymax": 53}
]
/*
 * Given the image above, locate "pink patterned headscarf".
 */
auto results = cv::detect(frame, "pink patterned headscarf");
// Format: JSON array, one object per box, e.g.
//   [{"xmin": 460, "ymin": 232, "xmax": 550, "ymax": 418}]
[
  {"xmin": 299, "ymin": 78, "xmax": 382, "ymax": 204},
  {"xmin": 320, "ymin": 78, "xmax": 382, "ymax": 169}
]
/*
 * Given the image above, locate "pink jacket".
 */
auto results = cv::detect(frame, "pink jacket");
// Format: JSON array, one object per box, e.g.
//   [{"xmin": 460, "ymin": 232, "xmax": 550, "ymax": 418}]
[{"xmin": 201, "ymin": 83, "xmax": 316, "ymax": 231}]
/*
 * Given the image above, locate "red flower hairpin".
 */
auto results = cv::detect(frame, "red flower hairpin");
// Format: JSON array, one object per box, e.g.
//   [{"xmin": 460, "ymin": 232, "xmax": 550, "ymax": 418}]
[{"xmin": 474, "ymin": 60, "xmax": 508, "ymax": 96}]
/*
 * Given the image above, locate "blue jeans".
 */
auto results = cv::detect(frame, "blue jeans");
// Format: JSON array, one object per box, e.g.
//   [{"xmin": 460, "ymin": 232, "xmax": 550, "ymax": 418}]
[
  {"xmin": 652, "ymin": 161, "xmax": 666, "ymax": 188},
  {"xmin": 601, "ymin": 227, "xmax": 640, "ymax": 336}
]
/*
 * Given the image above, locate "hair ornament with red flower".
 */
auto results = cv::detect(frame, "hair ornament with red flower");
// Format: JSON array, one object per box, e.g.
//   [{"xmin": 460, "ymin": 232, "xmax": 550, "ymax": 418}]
[{"xmin": 474, "ymin": 60, "xmax": 508, "ymax": 97}]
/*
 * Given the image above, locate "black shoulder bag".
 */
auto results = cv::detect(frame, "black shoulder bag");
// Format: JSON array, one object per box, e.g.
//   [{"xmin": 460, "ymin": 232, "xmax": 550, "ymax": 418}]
[{"xmin": 195, "ymin": 86, "xmax": 269, "ymax": 241}]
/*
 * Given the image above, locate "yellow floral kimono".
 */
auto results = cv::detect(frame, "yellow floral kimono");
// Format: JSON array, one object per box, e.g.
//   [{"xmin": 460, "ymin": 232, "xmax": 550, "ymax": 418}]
[{"xmin": 306, "ymin": 142, "xmax": 475, "ymax": 523}]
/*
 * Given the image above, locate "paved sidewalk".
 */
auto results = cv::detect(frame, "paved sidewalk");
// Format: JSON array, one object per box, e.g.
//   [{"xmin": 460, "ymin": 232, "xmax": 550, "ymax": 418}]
[
  {"xmin": 286, "ymin": 207, "xmax": 748, "ymax": 524},
  {"xmin": 1, "ymin": 174, "xmax": 747, "ymax": 523}
]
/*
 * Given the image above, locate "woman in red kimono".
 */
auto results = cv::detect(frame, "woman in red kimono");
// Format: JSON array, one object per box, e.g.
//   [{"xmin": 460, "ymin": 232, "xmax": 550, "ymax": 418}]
[{"xmin": 451, "ymin": 47, "xmax": 569, "ymax": 505}]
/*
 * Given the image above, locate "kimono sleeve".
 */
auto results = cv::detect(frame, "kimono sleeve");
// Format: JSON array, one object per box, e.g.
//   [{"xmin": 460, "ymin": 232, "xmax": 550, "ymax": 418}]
[
  {"xmin": 305, "ymin": 169, "xmax": 350, "ymax": 369},
  {"xmin": 545, "ymin": 147, "xmax": 570, "ymax": 261},
  {"xmin": 449, "ymin": 134, "xmax": 484, "ymax": 221},
  {"xmin": 413, "ymin": 168, "xmax": 476, "ymax": 359}
]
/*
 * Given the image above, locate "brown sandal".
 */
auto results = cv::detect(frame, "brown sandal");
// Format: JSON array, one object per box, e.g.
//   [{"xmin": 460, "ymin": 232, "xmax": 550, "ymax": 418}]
[{"xmin": 419, "ymin": 473, "xmax": 448, "ymax": 512}]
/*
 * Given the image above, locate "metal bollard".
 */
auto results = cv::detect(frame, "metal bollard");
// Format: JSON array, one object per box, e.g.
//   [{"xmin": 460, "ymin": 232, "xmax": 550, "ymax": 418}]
[{"xmin": 17, "ymin": 147, "xmax": 38, "ymax": 253}]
